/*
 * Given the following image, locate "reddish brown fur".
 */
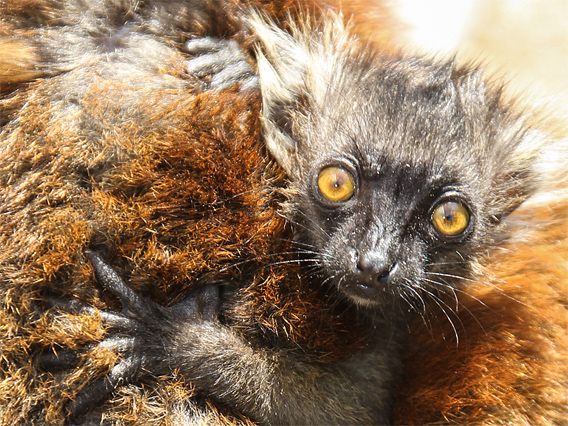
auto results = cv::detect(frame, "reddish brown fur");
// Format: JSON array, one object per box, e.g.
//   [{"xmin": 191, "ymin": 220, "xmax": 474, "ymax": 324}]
[
  {"xmin": 392, "ymin": 193, "xmax": 568, "ymax": 424},
  {"xmin": 0, "ymin": 70, "xmax": 369, "ymax": 425},
  {"xmin": 1, "ymin": 1, "xmax": 567, "ymax": 425},
  {"xmin": 0, "ymin": 2, "xmax": 384, "ymax": 423}
]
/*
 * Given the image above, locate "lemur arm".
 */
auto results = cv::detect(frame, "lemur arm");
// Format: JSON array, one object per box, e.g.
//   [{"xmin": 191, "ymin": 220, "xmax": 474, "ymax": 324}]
[{"xmin": 59, "ymin": 251, "xmax": 392, "ymax": 425}]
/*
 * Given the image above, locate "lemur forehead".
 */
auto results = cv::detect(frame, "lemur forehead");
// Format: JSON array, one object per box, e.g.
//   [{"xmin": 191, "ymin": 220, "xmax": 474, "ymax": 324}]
[{"xmin": 364, "ymin": 158, "xmax": 452, "ymax": 187}]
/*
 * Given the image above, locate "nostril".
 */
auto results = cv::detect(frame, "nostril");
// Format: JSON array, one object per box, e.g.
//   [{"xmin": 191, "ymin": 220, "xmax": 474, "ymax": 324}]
[
  {"xmin": 375, "ymin": 267, "xmax": 391, "ymax": 283},
  {"xmin": 356, "ymin": 251, "xmax": 396, "ymax": 286}
]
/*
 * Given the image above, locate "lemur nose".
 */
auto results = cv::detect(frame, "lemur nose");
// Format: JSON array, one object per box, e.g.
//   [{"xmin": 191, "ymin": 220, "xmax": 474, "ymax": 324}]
[{"xmin": 356, "ymin": 251, "xmax": 396, "ymax": 287}]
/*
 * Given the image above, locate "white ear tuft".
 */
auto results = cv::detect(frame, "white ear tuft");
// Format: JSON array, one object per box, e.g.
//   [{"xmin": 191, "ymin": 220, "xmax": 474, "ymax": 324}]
[
  {"xmin": 246, "ymin": 11, "xmax": 355, "ymax": 177},
  {"xmin": 246, "ymin": 12, "xmax": 308, "ymax": 176}
]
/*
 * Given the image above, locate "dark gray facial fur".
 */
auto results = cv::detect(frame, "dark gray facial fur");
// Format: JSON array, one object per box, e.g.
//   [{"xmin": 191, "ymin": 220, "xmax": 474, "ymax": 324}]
[{"xmin": 253, "ymin": 14, "xmax": 539, "ymax": 309}]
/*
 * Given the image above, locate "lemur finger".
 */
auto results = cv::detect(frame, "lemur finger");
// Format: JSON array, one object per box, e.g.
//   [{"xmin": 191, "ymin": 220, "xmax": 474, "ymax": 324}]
[
  {"xmin": 46, "ymin": 295, "xmax": 137, "ymax": 332},
  {"xmin": 86, "ymin": 250, "xmax": 137, "ymax": 302},
  {"xmin": 67, "ymin": 356, "xmax": 141, "ymax": 420},
  {"xmin": 38, "ymin": 336, "xmax": 136, "ymax": 374},
  {"xmin": 185, "ymin": 37, "xmax": 224, "ymax": 55},
  {"xmin": 86, "ymin": 250, "xmax": 158, "ymax": 318},
  {"xmin": 66, "ymin": 377, "xmax": 111, "ymax": 422},
  {"xmin": 186, "ymin": 37, "xmax": 257, "ymax": 91},
  {"xmin": 238, "ymin": 75, "xmax": 260, "ymax": 92},
  {"xmin": 44, "ymin": 296, "xmax": 95, "ymax": 315},
  {"xmin": 97, "ymin": 336, "xmax": 136, "ymax": 353},
  {"xmin": 210, "ymin": 64, "xmax": 259, "ymax": 91},
  {"xmin": 186, "ymin": 52, "xmax": 227, "ymax": 77},
  {"xmin": 99, "ymin": 311, "xmax": 138, "ymax": 330},
  {"xmin": 37, "ymin": 348, "xmax": 82, "ymax": 372}
]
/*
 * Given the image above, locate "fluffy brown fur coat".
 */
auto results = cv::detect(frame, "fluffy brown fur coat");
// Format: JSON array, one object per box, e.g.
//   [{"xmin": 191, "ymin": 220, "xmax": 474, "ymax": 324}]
[{"xmin": 1, "ymin": 1, "xmax": 566, "ymax": 425}]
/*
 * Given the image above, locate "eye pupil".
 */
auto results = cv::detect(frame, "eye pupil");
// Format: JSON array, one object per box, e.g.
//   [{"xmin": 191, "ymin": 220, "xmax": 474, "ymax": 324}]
[
  {"xmin": 317, "ymin": 166, "xmax": 355, "ymax": 203},
  {"xmin": 442, "ymin": 207, "xmax": 454, "ymax": 221}
]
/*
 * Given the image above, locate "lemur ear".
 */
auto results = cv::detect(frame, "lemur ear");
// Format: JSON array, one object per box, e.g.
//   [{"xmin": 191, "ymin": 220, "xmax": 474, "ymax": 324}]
[
  {"xmin": 248, "ymin": 13, "xmax": 308, "ymax": 177},
  {"xmin": 248, "ymin": 11, "xmax": 354, "ymax": 179}
]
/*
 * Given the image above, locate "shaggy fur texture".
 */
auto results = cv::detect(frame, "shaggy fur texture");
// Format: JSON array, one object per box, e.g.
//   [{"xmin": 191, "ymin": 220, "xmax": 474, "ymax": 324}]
[
  {"xmin": 247, "ymin": 13, "xmax": 568, "ymax": 425},
  {"xmin": 0, "ymin": 1, "xmax": 393, "ymax": 424},
  {"xmin": 0, "ymin": 1, "xmax": 566, "ymax": 425},
  {"xmin": 393, "ymin": 159, "xmax": 568, "ymax": 424}
]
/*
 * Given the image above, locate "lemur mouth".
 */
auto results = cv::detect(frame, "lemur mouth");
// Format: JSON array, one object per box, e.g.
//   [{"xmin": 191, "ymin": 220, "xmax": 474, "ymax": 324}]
[{"xmin": 339, "ymin": 279, "xmax": 386, "ymax": 307}]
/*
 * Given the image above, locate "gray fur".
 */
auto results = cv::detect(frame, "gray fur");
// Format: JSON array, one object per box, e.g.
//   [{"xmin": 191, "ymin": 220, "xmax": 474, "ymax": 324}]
[
  {"xmin": 27, "ymin": 4, "xmax": 548, "ymax": 426},
  {"xmin": 74, "ymin": 12, "xmax": 543, "ymax": 426},
  {"xmin": 80, "ymin": 251, "xmax": 396, "ymax": 425},
  {"xmin": 252, "ymin": 13, "xmax": 541, "ymax": 308}
]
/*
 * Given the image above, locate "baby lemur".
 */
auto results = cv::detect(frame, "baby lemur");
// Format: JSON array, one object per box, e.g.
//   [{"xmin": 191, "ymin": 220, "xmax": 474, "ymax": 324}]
[
  {"xmin": 1, "ymin": 1, "xmax": 567, "ymax": 425},
  {"xmin": 43, "ymin": 9, "xmax": 553, "ymax": 425}
]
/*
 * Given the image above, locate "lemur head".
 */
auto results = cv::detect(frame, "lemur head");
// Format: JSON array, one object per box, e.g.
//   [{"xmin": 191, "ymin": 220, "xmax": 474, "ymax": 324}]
[{"xmin": 250, "ymin": 13, "xmax": 542, "ymax": 308}]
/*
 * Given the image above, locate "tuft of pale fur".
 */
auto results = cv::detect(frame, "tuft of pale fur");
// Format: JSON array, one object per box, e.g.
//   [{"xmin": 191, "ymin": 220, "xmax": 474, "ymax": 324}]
[{"xmin": 249, "ymin": 11, "xmax": 362, "ymax": 176}]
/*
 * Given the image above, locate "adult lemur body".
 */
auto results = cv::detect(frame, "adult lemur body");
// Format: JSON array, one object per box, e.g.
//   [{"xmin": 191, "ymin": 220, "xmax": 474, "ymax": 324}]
[{"xmin": 1, "ymin": 1, "xmax": 567, "ymax": 425}]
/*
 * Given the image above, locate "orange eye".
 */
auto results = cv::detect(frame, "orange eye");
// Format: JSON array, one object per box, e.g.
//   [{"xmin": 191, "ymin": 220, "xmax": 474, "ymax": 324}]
[
  {"xmin": 317, "ymin": 166, "xmax": 355, "ymax": 203},
  {"xmin": 431, "ymin": 201, "xmax": 470, "ymax": 237}
]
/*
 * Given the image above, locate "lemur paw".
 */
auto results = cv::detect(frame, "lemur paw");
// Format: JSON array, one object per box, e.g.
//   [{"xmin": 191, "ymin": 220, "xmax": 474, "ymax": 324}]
[
  {"xmin": 185, "ymin": 37, "xmax": 259, "ymax": 91},
  {"xmin": 38, "ymin": 250, "xmax": 220, "ymax": 421}
]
